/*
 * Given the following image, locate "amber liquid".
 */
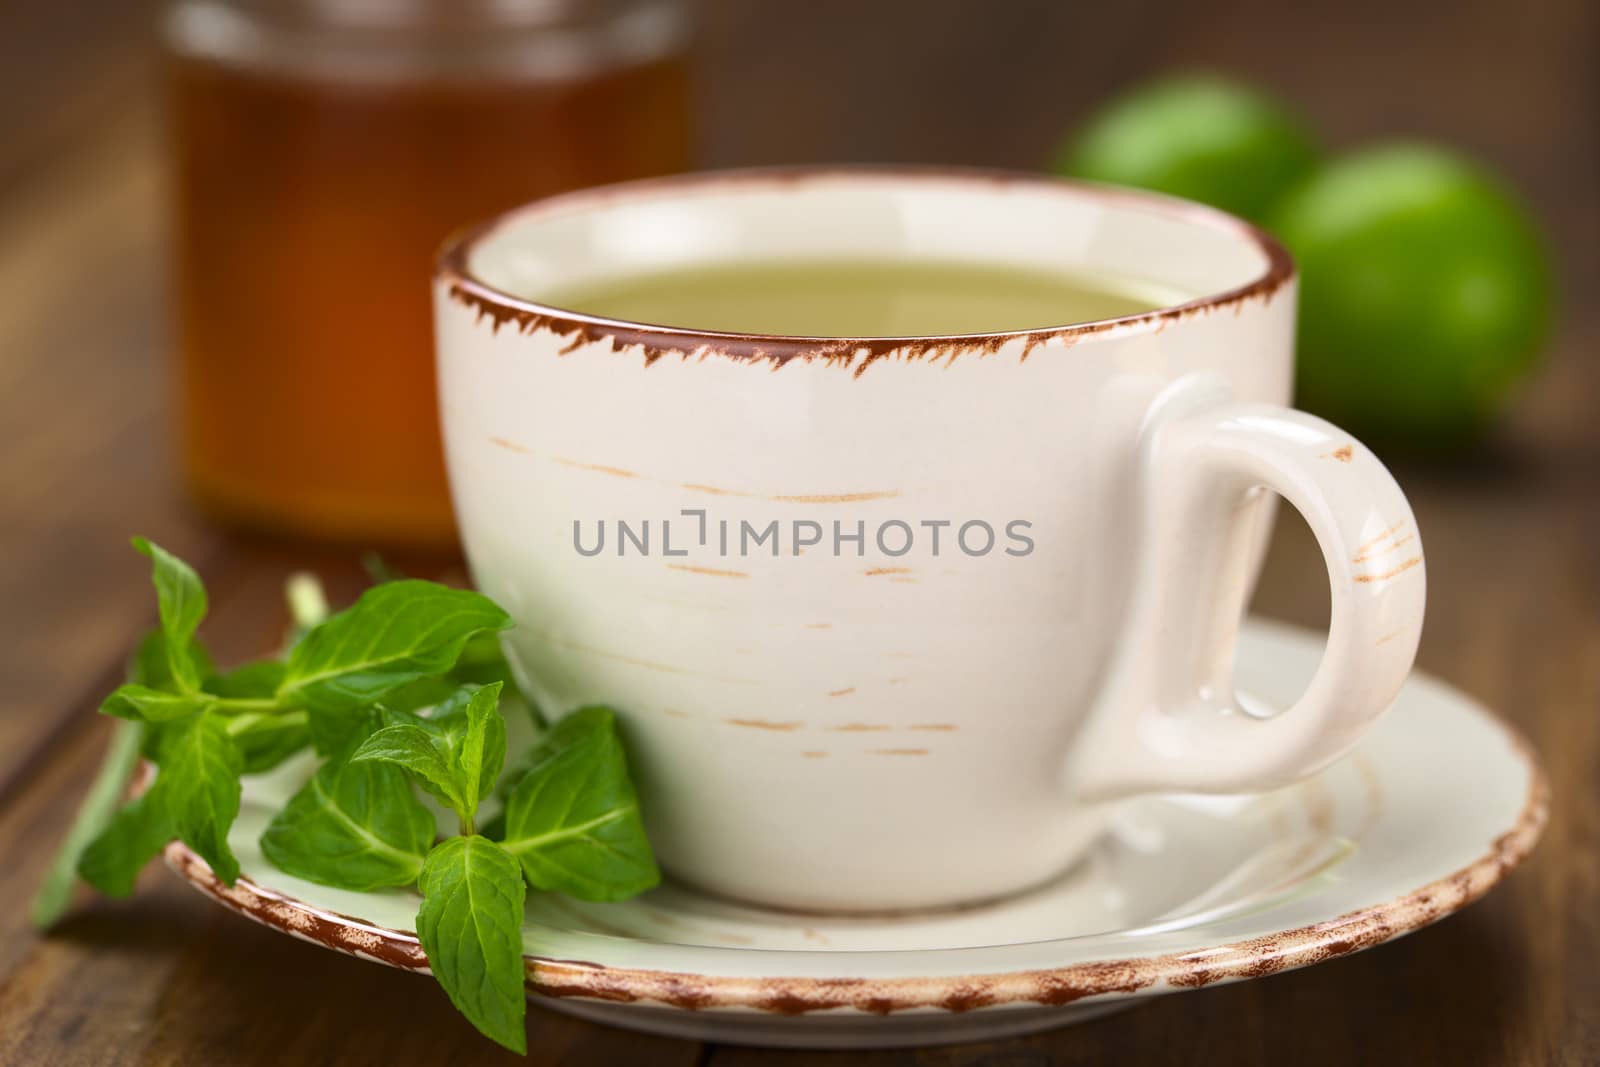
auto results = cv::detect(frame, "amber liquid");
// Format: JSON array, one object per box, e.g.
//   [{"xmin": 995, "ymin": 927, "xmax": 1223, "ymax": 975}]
[{"xmin": 172, "ymin": 54, "xmax": 691, "ymax": 546}]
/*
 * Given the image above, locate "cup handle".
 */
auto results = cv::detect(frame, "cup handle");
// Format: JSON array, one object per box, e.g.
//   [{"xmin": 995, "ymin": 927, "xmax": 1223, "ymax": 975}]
[{"xmin": 1071, "ymin": 374, "xmax": 1426, "ymax": 800}]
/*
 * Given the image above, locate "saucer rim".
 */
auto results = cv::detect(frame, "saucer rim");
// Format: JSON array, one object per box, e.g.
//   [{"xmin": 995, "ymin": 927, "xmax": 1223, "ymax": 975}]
[{"xmin": 161, "ymin": 692, "xmax": 1548, "ymax": 1016}]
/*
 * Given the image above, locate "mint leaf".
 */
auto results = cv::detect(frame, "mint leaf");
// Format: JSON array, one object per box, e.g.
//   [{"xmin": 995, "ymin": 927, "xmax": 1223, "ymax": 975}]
[
  {"xmin": 439, "ymin": 683, "xmax": 506, "ymax": 810},
  {"xmin": 278, "ymin": 581, "xmax": 511, "ymax": 726},
  {"xmin": 260, "ymin": 750, "xmax": 435, "ymax": 891},
  {"xmin": 351, "ymin": 683, "xmax": 505, "ymax": 828},
  {"xmin": 501, "ymin": 707, "xmax": 659, "ymax": 901},
  {"xmin": 156, "ymin": 712, "xmax": 243, "ymax": 884},
  {"xmin": 350, "ymin": 724, "xmax": 462, "ymax": 813},
  {"xmin": 36, "ymin": 616, "xmax": 214, "ymax": 926},
  {"xmin": 78, "ymin": 789, "xmax": 173, "ymax": 898},
  {"xmin": 303, "ymin": 705, "xmax": 372, "ymax": 757},
  {"xmin": 206, "ymin": 660, "xmax": 286, "ymax": 699},
  {"xmin": 132, "ymin": 630, "xmax": 214, "ymax": 691},
  {"xmin": 100, "ymin": 684, "xmax": 216, "ymax": 724},
  {"xmin": 415, "ymin": 836, "xmax": 527, "ymax": 1054},
  {"xmin": 31, "ymin": 721, "xmax": 147, "ymax": 927},
  {"xmin": 229, "ymin": 712, "xmax": 312, "ymax": 774},
  {"xmin": 131, "ymin": 538, "xmax": 208, "ymax": 693},
  {"xmin": 455, "ymin": 633, "xmax": 542, "ymax": 729},
  {"xmin": 371, "ymin": 675, "xmax": 460, "ymax": 715},
  {"xmin": 452, "ymin": 633, "xmax": 515, "ymax": 690},
  {"xmin": 380, "ymin": 634, "xmax": 538, "ymax": 728}
]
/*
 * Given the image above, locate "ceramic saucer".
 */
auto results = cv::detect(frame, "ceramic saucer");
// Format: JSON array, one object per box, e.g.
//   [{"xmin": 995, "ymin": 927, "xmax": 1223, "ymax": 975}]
[{"xmin": 164, "ymin": 619, "xmax": 1546, "ymax": 1049}]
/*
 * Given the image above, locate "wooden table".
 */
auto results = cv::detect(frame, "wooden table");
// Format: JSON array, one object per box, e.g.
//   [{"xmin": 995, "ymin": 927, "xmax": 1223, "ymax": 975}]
[{"xmin": 2, "ymin": 1, "xmax": 1594, "ymax": 1062}]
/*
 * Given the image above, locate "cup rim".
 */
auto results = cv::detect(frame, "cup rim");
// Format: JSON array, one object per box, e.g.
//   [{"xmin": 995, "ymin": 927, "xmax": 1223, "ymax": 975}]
[{"xmin": 436, "ymin": 164, "xmax": 1296, "ymax": 364}]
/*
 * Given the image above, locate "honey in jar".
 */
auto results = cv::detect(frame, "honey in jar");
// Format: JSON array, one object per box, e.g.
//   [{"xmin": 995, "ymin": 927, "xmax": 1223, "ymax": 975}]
[{"xmin": 167, "ymin": 0, "xmax": 693, "ymax": 546}]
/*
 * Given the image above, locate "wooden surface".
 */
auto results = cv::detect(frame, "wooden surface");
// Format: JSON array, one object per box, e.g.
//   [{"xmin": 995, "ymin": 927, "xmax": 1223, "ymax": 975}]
[{"xmin": 1, "ymin": 0, "xmax": 1595, "ymax": 1062}]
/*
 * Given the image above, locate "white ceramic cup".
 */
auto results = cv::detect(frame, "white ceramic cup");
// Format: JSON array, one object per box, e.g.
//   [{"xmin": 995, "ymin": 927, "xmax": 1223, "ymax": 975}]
[{"xmin": 435, "ymin": 168, "xmax": 1426, "ymax": 912}]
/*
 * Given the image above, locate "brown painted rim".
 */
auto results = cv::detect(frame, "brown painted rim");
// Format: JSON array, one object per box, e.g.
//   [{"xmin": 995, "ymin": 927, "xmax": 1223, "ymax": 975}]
[
  {"xmin": 160, "ymin": 713, "xmax": 1545, "ymax": 1016},
  {"xmin": 435, "ymin": 165, "xmax": 1297, "ymax": 369}
]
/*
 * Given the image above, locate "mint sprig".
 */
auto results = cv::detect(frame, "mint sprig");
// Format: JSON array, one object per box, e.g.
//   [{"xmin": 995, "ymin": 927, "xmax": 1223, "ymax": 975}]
[
  {"xmin": 416, "ymin": 836, "xmax": 529, "ymax": 1054},
  {"xmin": 32, "ymin": 539, "xmax": 663, "ymax": 1054},
  {"xmin": 352, "ymin": 679, "xmax": 533, "ymax": 1052},
  {"xmin": 352, "ymin": 682, "xmax": 507, "ymax": 834}
]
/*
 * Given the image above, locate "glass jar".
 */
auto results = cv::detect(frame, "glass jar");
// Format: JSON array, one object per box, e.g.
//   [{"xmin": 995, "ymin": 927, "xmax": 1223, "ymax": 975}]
[{"xmin": 166, "ymin": 0, "xmax": 693, "ymax": 547}]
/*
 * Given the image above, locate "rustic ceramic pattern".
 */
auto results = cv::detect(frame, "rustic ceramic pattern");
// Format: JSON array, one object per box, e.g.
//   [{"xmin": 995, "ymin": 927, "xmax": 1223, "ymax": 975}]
[
  {"xmin": 432, "ymin": 168, "xmax": 1425, "ymax": 911},
  {"xmin": 165, "ymin": 622, "xmax": 1545, "ymax": 1049}
]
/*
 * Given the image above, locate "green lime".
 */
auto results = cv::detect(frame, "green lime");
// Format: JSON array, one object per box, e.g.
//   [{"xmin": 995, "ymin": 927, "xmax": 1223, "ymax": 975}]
[
  {"xmin": 1053, "ymin": 74, "xmax": 1319, "ymax": 223},
  {"xmin": 1272, "ymin": 143, "xmax": 1553, "ymax": 447}
]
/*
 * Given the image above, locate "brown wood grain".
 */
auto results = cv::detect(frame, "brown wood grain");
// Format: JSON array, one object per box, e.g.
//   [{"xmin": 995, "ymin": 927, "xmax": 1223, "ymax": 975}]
[{"xmin": 1, "ymin": 0, "xmax": 1595, "ymax": 1063}]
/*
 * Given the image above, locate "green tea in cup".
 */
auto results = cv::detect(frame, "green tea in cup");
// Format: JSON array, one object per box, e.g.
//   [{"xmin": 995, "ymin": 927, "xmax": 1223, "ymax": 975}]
[{"xmin": 543, "ymin": 260, "xmax": 1180, "ymax": 336}]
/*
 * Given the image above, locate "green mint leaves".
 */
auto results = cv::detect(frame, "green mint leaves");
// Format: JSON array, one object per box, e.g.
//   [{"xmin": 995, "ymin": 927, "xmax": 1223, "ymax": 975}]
[
  {"xmin": 352, "ymin": 683, "xmax": 507, "ymax": 833},
  {"xmin": 278, "ymin": 580, "xmax": 511, "ymax": 715},
  {"xmin": 154, "ymin": 712, "xmax": 244, "ymax": 884},
  {"xmin": 276, "ymin": 580, "xmax": 510, "ymax": 755},
  {"xmin": 79, "ymin": 714, "xmax": 247, "ymax": 891},
  {"xmin": 100, "ymin": 685, "xmax": 217, "ymax": 723},
  {"xmin": 261, "ymin": 743, "xmax": 435, "ymax": 891},
  {"xmin": 353, "ymin": 681, "xmax": 521, "ymax": 1048},
  {"xmin": 78, "ymin": 790, "xmax": 175, "ymax": 897},
  {"xmin": 229, "ymin": 712, "xmax": 312, "ymax": 774},
  {"xmin": 416, "ymin": 836, "xmax": 529, "ymax": 1054},
  {"xmin": 355, "ymin": 690, "xmax": 658, "ymax": 1048},
  {"xmin": 132, "ymin": 537, "xmax": 209, "ymax": 694},
  {"xmin": 35, "ymin": 538, "xmax": 662, "ymax": 1054},
  {"xmin": 502, "ymin": 708, "xmax": 660, "ymax": 902},
  {"xmin": 67, "ymin": 544, "xmax": 514, "ymax": 892}
]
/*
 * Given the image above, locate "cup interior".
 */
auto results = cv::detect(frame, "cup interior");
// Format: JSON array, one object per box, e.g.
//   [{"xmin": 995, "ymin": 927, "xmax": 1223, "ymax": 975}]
[{"xmin": 454, "ymin": 168, "xmax": 1287, "ymax": 339}]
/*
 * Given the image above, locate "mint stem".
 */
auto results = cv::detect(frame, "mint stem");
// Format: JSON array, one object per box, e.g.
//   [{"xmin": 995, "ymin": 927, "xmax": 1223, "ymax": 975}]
[
  {"xmin": 286, "ymin": 573, "xmax": 330, "ymax": 630},
  {"xmin": 30, "ymin": 719, "xmax": 146, "ymax": 929},
  {"xmin": 214, "ymin": 696, "xmax": 281, "ymax": 714},
  {"xmin": 225, "ymin": 710, "xmax": 308, "ymax": 737}
]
